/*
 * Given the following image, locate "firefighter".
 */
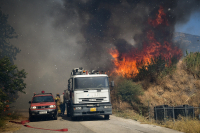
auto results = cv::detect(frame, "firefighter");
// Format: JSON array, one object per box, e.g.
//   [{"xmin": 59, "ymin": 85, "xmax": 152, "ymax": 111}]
[
  {"xmin": 55, "ymin": 93, "xmax": 61, "ymax": 115},
  {"xmin": 60, "ymin": 93, "xmax": 65, "ymax": 116}
]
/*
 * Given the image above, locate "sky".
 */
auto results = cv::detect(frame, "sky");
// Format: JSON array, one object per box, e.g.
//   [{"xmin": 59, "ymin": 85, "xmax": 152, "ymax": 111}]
[
  {"xmin": 175, "ymin": 11, "xmax": 200, "ymax": 36},
  {"xmin": 0, "ymin": 0, "xmax": 200, "ymax": 110}
]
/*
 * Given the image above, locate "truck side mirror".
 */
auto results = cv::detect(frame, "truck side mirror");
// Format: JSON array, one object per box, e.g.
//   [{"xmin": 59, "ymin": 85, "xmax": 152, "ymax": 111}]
[
  {"xmin": 111, "ymin": 81, "xmax": 114, "ymax": 87},
  {"xmin": 29, "ymin": 101, "xmax": 31, "ymax": 104}
]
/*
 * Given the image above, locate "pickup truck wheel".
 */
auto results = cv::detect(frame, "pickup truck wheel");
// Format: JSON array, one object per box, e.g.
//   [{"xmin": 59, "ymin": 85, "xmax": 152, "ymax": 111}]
[
  {"xmin": 104, "ymin": 115, "xmax": 109, "ymax": 120},
  {"xmin": 53, "ymin": 112, "xmax": 58, "ymax": 120},
  {"xmin": 29, "ymin": 114, "xmax": 34, "ymax": 122}
]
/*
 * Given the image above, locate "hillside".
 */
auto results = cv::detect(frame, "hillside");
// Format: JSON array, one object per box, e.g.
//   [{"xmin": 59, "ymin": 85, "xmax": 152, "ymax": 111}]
[
  {"xmin": 111, "ymin": 52, "xmax": 200, "ymax": 115},
  {"xmin": 139, "ymin": 59, "xmax": 200, "ymax": 107},
  {"xmin": 110, "ymin": 32, "xmax": 200, "ymax": 109},
  {"xmin": 174, "ymin": 32, "xmax": 200, "ymax": 55}
]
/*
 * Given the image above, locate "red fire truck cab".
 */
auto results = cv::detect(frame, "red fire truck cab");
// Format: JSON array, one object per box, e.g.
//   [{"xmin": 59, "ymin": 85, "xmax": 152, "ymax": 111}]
[{"xmin": 29, "ymin": 91, "xmax": 57, "ymax": 121}]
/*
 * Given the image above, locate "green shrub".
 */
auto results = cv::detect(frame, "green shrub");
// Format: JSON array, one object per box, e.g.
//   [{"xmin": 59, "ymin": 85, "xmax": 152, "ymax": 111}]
[
  {"xmin": 8, "ymin": 112, "xmax": 21, "ymax": 120},
  {"xmin": 116, "ymin": 79, "xmax": 143, "ymax": 103},
  {"xmin": 184, "ymin": 51, "xmax": 200, "ymax": 78}
]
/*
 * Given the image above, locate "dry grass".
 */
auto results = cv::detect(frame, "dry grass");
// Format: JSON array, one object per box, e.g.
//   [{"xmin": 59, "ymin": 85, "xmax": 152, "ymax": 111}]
[
  {"xmin": 113, "ymin": 109, "xmax": 200, "ymax": 133},
  {"xmin": 164, "ymin": 118, "xmax": 200, "ymax": 133},
  {"xmin": 113, "ymin": 109, "xmax": 149, "ymax": 122},
  {"xmin": 139, "ymin": 60, "xmax": 200, "ymax": 107},
  {"xmin": 112, "ymin": 100, "xmax": 132, "ymax": 110},
  {"xmin": 0, "ymin": 112, "xmax": 28, "ymax": 133},
  {"xmin": 111, "ymin": 59, "xmax": 200, "ymax": 133}
]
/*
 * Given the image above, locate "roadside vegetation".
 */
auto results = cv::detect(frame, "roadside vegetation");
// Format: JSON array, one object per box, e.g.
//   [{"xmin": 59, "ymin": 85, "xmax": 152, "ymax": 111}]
[
  {"xmin": 0, "ymin": 112, "xmax": 27, "ymax": 132},
  {"xmin": 184, "ymin": 51, "xmax": 200, "ymax": 79},
  {"xmin": 111, "ymin": 51, "xmax": 200, "ymax": 133},
  {"xmin": 0, "ymin": 9, "xmax": 27, "ymax": 130},
  {"xmin": 113, "ymin": 109, "xmax": 200, "ymax": 133}
]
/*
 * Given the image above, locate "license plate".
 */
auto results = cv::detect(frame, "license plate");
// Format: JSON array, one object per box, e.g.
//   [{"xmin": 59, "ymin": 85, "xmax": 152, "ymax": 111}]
[
  {"xmin": 39, "ymin": 111, "xmax": 47, "ymax": 114},
  {"xmin": 90, "ymin": 108, "xmax": 96, "ymax": 112},
  {"xmin": 89, "ymin": 99, "xmax": 96, "ymax": 101}
]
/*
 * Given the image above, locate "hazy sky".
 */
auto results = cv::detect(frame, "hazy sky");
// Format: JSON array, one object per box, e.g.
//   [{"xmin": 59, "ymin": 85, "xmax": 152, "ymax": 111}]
[
  {"xmin": 0, "ymin": 0, "xmax": 200, "ymax": 109},
  {"xmin": 175, "ymin": 11, "xmax": 200, "ymax": 36}
]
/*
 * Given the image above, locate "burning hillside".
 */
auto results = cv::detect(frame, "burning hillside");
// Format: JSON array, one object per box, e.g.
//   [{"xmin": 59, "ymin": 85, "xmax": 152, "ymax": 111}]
[{"xmin": 109, "ymin": 6, "xmax": 182, "ymax": 78}]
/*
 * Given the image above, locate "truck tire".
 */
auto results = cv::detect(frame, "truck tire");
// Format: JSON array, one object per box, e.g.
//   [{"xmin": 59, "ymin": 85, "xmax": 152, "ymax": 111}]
[
  {"xmin": 67, "ymin": 103, "xmax": 71, "ymax": 117},
  {"xmin": 67, "ymin": 111, "xmax": 70, "ymax": 117},
  {"xmin": 104, "ymin": 115, "xmax": 109, "ymax": 120},
  {"xmin": 71, "ymin": 116, "xmax": 77, "ymax": 121},
  {"xmin": 67, "ymin": 106, "xmax": 70, "ymax": 117}
]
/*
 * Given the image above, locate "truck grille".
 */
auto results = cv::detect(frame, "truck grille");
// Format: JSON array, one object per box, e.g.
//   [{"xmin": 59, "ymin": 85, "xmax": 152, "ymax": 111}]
[
  {"xmin": 79, "ymin": 97, "xmax": 106, "ymax": 103},
  {"xmin": 36, "ymin": 106, "xmax": 49, "ymax": 109}
]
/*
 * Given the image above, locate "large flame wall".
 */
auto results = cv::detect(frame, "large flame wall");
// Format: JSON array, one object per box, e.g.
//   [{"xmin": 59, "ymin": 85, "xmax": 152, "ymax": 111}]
[{"xmin": 109, "ymin": 6, "xmax": 182, "ymax": 78}]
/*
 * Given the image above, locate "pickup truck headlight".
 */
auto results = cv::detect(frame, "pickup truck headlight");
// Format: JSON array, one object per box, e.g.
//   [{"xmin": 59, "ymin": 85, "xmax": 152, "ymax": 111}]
[
  {"xmin": 74, "ymin": 107, "xmax": 82, "ymax": 110},
  {"xmin": 104, "ymin": 106, "xmax": 112, "ymax": 109},
  {"xmin": 30, "ymin": 106, "xmax": 36, "ymax": 109},
  {"xmin": 49, "ymin": 105, "xmax": 56, "ymax": 108}
]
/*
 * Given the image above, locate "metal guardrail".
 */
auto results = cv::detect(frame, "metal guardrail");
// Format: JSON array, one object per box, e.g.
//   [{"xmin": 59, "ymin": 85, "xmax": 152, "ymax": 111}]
[{"xmin": 147, "ymin": 103, "xmax": 200, "ymax": 122}]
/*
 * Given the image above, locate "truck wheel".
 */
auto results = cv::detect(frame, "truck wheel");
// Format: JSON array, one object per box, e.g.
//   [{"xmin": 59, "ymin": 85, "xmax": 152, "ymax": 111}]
[
  {"xmin": 71, "ymin": 116, "xmax": 77, "ymax": 121},
  {"xmin": 67, "ymin": 103, "xmax": 71, "ymax": 117},
  {"xmin": 67, "ymin": 110, "xmax": 70, "ymax": 117},
  {"xmin": 104, "ymin": 115, "xmax": 109, "ymax": 120},
  {"xmin": 70, "ymin": 112, "xmax": 77, "ymax": 121},
  {"xmin": 67, "ymin": 106, "xmax": 70, "ymax": 117}
]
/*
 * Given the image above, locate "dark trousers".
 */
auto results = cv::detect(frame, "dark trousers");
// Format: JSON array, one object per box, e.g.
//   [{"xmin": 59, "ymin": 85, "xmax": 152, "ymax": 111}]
[{"xmin": 60, "ymin": 103, "xmax": 65, "ymax": 115}]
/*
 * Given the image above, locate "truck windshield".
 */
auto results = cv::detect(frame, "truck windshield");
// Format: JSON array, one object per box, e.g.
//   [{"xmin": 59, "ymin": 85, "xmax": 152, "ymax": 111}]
[
  {"xmin": 74, "ymin": 77, "xmax": 109, "ymax": 89},
  {"xmin": 32, "ymin": 96, "xmax": 54, "ymax": 103}
]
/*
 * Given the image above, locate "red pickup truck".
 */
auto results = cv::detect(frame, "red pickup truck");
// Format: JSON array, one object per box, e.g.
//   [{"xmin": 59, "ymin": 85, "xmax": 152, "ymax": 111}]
[{"xmin": 29, "ymin": 91, "xmax": 57, "ymax": 121}]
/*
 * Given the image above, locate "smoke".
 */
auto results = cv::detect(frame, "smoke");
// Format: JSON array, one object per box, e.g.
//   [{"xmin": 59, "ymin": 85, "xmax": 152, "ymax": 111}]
[
  {"xmin": 53, "ymin": 0, "xmax": 200, "ymax": 66},
  {"xmin": 0, "ymin": 0, "xmax": 199, "ymax": 109}
]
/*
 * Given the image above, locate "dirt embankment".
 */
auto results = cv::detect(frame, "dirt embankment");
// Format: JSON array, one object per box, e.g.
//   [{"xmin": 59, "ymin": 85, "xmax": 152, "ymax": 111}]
[{"xmin": 139, "ymin": 60, "xmax": 200, "ymax": 107}]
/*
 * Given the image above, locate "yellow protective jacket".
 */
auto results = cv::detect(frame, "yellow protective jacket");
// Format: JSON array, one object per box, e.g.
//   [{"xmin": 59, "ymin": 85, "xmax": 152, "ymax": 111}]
[{"xmin": 55, "ymin": 96, "xmax": 61, "ymax": 106}]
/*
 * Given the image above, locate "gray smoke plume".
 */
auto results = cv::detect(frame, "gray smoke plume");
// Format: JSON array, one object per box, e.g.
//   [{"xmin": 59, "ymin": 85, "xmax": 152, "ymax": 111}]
[
  {"xmin": 0, "ymin": 0, "xmax": 199, "ymax": 109},
  {"xmin": 52, "ymin": 0, "xmax": 200, "ymax": 68}
]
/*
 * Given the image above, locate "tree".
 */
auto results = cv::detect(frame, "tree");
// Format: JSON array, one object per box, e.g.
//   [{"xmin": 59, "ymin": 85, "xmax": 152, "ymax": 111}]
[
  {"xmin": 0, "ymin": 8, "xmax": 20, "ymax": 64},
  {"xmin": 0, "ymin": 8, "xmax": 27, "ymax": 114},
  {"xmin": 0, "ymin": 57, "xmax": 27, "ymax": 114}
]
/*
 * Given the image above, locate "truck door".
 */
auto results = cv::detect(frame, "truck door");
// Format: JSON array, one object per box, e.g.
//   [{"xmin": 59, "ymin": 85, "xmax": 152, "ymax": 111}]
[{"xmin": 69, "ymin": 78, "xmax": 74, "ymax": 103}]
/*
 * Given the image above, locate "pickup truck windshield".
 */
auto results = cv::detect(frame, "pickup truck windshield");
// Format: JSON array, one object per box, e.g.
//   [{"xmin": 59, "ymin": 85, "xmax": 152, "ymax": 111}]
[
  {"xmin": 32, "ymin": 96, "xmax": 54, "ymax": 103},
  {"xmin": 74, "ymin": 77, "xmax": 109, "ymax": 89}
]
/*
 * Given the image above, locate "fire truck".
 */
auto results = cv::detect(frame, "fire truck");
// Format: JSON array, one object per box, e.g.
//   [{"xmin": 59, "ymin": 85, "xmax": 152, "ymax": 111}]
[
  {"xmin": 64, "ymin": 67, "xmax": 114, "ymax": 120},
  {"xmin": 29, "ymin": 91, "xmax": 57, "ymax": 121}
]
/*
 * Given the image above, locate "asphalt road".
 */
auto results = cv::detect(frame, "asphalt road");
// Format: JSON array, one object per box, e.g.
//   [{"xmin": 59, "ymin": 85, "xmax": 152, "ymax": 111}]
[{"xmin": 13, "ymin": 112, "xmax": 183, "ymax": 133}]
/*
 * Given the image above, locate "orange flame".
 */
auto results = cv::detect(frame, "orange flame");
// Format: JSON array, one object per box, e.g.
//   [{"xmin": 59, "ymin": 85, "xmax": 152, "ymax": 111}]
[
  {"xmin": 109, "ymin": 6, "xmax": 182, "ymax": 78},
  {"xmin": 148, "ymin": 6, "xmax": 169, "ymax": 27}
]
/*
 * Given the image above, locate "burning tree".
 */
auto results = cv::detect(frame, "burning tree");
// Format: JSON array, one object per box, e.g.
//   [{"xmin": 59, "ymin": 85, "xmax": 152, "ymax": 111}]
[{"xmin": 109, "ymin": 6, "xmax": 182, "ymax": 79}]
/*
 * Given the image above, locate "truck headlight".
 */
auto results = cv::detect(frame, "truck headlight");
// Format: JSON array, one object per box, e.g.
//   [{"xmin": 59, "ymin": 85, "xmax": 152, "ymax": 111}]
[
  {"xmin": 104, "ymin": 106, "xmax": 112, "ymax": 109},
  {"xmin": 49, "ymin": 105, "xmax": 56, "ymax": 108},
  {"xmin": 74, "ymin": 107, "xmax": 82, "ymax": 110},
  {"xmin": 31, "ymin": 106, "xmax": 36, "ymax": 109}
]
